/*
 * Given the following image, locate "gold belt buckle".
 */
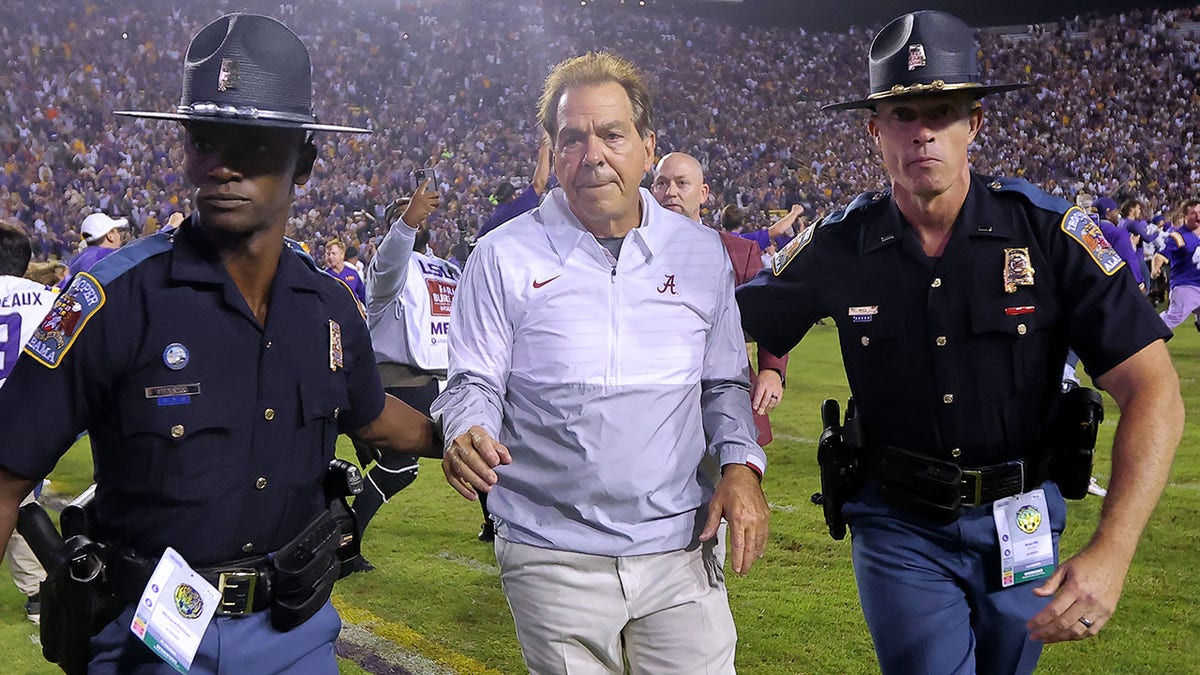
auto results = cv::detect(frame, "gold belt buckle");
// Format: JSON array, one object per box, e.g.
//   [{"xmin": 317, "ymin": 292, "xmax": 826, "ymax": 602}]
[
  {"xmin": 217, "ymin": 570, "xmax": 257, "ymax": 616},
  {"xmin": 961, "ymin": 470, "xmax": 983, "ymax": 507}
]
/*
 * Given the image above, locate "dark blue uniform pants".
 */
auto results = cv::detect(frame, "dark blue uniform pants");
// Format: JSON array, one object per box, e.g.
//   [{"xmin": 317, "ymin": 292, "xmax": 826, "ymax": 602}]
[
  {"xmin": 845, "ymin": 481, "xmax": 1066, "ymax": 675},
  {"xmin": 89, "ymin": 598, "xmax": 340, "ymax": 674}
]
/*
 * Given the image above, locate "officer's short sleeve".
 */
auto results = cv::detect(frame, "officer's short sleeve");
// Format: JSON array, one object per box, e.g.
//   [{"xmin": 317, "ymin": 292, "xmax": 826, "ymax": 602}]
[
  {"xmin": 0, "ymin": 281, "xmax": 111, "ymax": 479},
  {"xmin": 736, "ymin": 223, "xmax": 829, "ymax": 357},
  {"xmin": 1051, "ymin": 208, "xmax": 1171, "ymax": 378},
  {"xmin": 334, "ymin": 295, "xmax": 386, "ymax": 433}
]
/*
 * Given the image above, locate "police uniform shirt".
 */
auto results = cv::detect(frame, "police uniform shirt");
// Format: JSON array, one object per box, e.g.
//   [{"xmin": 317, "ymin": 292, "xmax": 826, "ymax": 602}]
[
  {"xmin": 737, "ymin": 174, "xmax": 1170, "ymax": 467},
  {"xmin": 0, "ymin": 218, "xmax": 385, "ymax": 566}
]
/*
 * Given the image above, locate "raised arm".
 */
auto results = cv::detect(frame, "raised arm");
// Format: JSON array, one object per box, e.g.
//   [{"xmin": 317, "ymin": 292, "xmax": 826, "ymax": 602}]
[
  {"xmin": 364, "ymin": 179, "xmax": 441, "ymax": 311},
  {"xmin": 767, "ymin": 203, "xmax": 805, "ymax": 239}
]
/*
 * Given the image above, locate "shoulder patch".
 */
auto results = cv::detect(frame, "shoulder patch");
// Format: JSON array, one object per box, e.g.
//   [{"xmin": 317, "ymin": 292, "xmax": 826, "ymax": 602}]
[
  {"xmin": 24, "ymin": 272, "xmax": 106, "ymax": 368},
  {"xmin": 1060, "ymin": 207, "xmax": 1124, "ymax": 276},
  {"xmin": 988, "ymin": 176, "xmax": 1074, "ymax": 213},
  {"xmin": 772, "ymin": 223, "xmax": 816, "ymax": 275}
]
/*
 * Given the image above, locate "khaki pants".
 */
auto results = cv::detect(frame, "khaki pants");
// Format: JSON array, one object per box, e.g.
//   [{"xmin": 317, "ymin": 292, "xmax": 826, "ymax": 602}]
[{"xmin": 495, "ymin": 537, "xmax": 736, "ymax": 674}]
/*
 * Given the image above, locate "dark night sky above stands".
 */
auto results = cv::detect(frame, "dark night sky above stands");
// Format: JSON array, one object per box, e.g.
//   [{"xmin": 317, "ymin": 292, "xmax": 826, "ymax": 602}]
[{"xmin": 561, "ymin": 0, "xmax": 1196, "ymax": 31}]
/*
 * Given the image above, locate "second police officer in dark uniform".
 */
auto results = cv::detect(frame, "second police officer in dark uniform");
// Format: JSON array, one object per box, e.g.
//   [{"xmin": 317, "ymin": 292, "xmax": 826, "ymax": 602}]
[
  {"xmin": 0, "ymin": 14, "xmax": 442, "ymax": 674},
  {"xmin": 737, "ymin": 10, "xmax": 1182, "ymax": 675}
]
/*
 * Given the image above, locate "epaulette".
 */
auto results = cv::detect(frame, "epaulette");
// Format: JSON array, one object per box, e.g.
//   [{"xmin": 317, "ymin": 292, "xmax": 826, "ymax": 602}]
[
  {"xmin": 772, "ymin": 190, "xmax": 885, "ymax": 276},
  {"xmin": 285, "ymin": 237, "xmax": 320, "ymax": 271},
  {"xmin": 822, "ymin": 190, "xmax": 889, "ymax": 227},
  {"xmin": 986, "ymin": 177, "xmax": 1073, "ymax": 214},
  {"xmin": 85, "ymin": 230, "xmax": 176, "ymax": 286}
]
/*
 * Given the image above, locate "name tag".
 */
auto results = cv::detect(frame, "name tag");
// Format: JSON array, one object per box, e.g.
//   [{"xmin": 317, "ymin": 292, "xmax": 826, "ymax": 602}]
[{"xmin": 146, "ymin": 384, "xmax": 200, "ymax": 407}]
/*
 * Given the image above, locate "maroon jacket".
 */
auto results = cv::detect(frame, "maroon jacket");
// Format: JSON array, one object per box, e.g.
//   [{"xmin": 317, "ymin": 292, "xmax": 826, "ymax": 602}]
[{"xmin": 720, "ymin": 231, "xmax": 788, "ymax": 446}]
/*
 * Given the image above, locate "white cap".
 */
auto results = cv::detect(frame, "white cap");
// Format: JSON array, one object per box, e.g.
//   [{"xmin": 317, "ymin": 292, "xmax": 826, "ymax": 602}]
[{"xmin": 80, "ymin": 213, "xmax": 129, "ymax": 241}]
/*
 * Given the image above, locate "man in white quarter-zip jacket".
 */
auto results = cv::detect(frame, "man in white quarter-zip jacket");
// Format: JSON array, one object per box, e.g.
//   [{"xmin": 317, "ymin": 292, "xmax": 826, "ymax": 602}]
[{"xmin": 431, "ymin": 52, "xmax": 769, "ymax": 674}]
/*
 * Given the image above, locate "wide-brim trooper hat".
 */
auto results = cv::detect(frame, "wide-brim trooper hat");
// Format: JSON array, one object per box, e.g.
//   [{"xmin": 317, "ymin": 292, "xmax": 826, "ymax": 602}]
[
  {"xmin": 114, "ymin": 13, "xmax": 370, "ymax": 134},
  {"xmin": 823, "ymin": 10, "xmax": 1026, "ymax": 111}
]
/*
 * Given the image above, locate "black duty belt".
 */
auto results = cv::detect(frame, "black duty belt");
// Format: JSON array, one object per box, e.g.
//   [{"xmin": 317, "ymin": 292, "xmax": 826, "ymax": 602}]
[
  {"xmin": 866, "ymin": 446, "xmax": 1046, "ymax": 509},
  {"xmin": 957, "ymin": 460, "xmax": 1030, "ymax": 506},
  {"xmin": 109, "ymin": 552, "xmax": 274, "ymax": 616}
]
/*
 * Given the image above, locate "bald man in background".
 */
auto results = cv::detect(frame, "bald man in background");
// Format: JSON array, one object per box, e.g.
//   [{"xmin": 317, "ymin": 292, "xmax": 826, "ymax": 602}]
[{"xmin": 652, "ymin": 152, "xmax": 788, "ymax": 444}]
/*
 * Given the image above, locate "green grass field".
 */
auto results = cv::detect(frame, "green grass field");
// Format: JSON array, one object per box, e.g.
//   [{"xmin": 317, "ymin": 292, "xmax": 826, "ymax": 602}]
[{"xmin": 2, "ymin": 323, "xmax": 1197, "ymax": 673}]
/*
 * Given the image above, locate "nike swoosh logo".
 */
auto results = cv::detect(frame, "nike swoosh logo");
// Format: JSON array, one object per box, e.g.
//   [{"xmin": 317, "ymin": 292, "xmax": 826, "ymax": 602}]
[{"xmin": 532, "ymin": 275, "xmax": 561, "ymax": 289}]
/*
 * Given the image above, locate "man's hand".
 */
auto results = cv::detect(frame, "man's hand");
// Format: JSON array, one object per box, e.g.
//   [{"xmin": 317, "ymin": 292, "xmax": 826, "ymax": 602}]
[
  {"xmin": 751, "ymin": 368, "xmax": 784, "ymax": 415},
  {"xmin": 700, "ymin": 464, "xmax": 769, "ymax": 575},
  {"xmin": 1027, "ymin": 340, "xmax": 1182, "ymax": 643},
  {"xmin": 389, "ymin": 178, "xmax": 442, "ymax": 229},
  {"xmin": 1026, "ymin": 543, "xmax": 1129, "ymax": 642},
  {"xmin": 1150, "ymin": 253, "xmax": 1167, "ymax": 279},
  {"xmin": 767, "ymin": 203, "xmax": 805, "ymax": 238},
  {"xmin": 442, "ymin": 425, "xmax": 512, "ymax": 500}
]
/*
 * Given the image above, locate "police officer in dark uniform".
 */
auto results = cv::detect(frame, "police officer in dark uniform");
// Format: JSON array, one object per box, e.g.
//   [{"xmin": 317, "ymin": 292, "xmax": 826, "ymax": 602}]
[
  {"xmin": 737, "ymin": 10, "xmax": 1182, "ymax": 675},
  {"xmin": 0, "ymin": 14, "xmax": 441, "ymax": 674}
]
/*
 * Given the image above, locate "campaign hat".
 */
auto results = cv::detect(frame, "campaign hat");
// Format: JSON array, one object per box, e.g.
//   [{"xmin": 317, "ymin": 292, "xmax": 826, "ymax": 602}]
[
  {"xmin": 115, "ymin": 13, "xmax": 370, "ymax": 134},
  {"xmin": 824, "ymin": 10, "xmax": 1026, "ymax": 111}
]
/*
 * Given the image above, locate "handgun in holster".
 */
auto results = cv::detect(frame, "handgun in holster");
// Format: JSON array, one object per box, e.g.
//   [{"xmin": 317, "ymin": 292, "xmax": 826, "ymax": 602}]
[
  {"xmin": 17, "ymin": 487, "xmax": 118, "ymax": 675},
  {"xmin": 814, "ymin": 398, "xmax": 863, "ymax": 540},
  {"xmin": 268, "ymin": 460, "xmax": 365, "ymax": 631},
  {"xmin": 1047, "ymin": 386, "xmax": 1104, "ymax": 500},
  {"xmin": 324, "ymin": 458, "xmax": 364, "ymax": 578}
]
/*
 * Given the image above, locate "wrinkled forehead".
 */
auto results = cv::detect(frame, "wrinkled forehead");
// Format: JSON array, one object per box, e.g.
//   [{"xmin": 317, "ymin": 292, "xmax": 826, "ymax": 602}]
[
  {"xmin": 556, "ymin": 82, "xmax": 636, "ymax": 128},
  {"xmin": 657, "ymin": 162, "xmax": 701, "ymax": 184}
]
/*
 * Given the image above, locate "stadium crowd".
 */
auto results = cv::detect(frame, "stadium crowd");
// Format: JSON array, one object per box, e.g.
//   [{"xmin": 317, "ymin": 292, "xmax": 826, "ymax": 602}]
[{"xmin": 0, "ymin": 0, "xmax": 1197, "ymax": 264}]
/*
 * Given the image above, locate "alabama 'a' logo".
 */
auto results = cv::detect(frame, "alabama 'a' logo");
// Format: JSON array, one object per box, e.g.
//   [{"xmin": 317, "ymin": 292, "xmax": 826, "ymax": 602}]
[{"xmin": 657, "ymin": 274, "xmax": 678, "ymax": 295}]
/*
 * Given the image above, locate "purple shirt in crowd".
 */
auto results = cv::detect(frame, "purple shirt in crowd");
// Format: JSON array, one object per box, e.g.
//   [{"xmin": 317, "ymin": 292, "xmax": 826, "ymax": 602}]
[
  {"xmin": 1162, "ymin": 226, "xmax": 1200, "ymax": 289},
  {"xmin": 59, "ymin": 245, "xmax": 118, "ymax": 289},
  {"xmin": 1097, "ymin": 218, "xmax": 1144, "ymax": 286},
  {"xmin": 735, "ymin": 229, "xmax": 792, "ymax": 252},
  {"xmin": 325, "ymin": 265, "xmax": 366, "ymax": 302}
]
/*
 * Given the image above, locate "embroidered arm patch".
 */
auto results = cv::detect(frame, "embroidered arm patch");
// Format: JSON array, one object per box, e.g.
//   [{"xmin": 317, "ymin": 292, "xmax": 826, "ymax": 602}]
[
  {"xmin": 24, "ymin": 272, "xmax": 106, "ymax": 368},
  {"xmin": 772, "ymin": 224, "xmax": 816, "ymax": 276},
  {"xmin": 1060, "ymin": 207, "xmax": 1124, "ymax": 276}
]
